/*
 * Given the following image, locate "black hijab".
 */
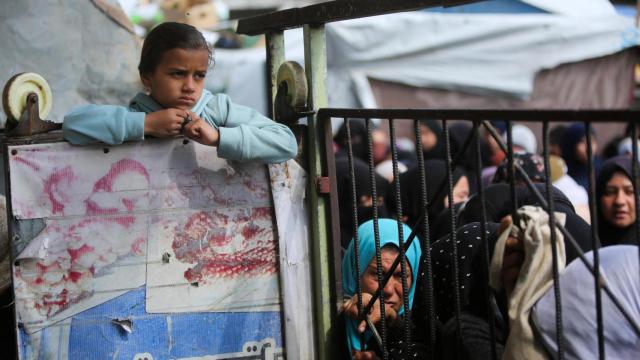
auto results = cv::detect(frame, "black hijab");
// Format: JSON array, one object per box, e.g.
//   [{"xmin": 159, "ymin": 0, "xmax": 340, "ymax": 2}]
[
  {"xmin": 421, "ymin": 120, "xmax": 445, "ymax": 160},
  {"xmin": 389, "ymin": 159, "xmax": 466, "ymax": 229},
  {"xmin": 449, "ymin": 123, "xmax": 481, "ymax": 194},
  {"xmin": 335, "ymin": 119, "xmax": 368, "ymax": 162},
  {"xmin": 596, "ymin": 155, "xmax": 638, "ymax": 246},
  {"xmin": 335, "ymin": 156, "xmax": 389, "ymax": 250},
  {"xmin": 458, "ymin": 183, "xmax": 593, "ymax": 263},
  {"xmin": 561, "ymin": 123, "xmax": 601, "ymax": 190}
]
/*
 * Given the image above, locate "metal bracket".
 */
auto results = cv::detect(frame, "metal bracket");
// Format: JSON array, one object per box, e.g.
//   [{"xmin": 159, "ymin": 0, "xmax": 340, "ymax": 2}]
[
  {"xmin": 5, "ymin": 93, "xmax": 61, "ymax": 137},
  {"xmin": 315, "ymin": 176, "xmax": 331, "ymax": 194},
  {"xmin": 275, "ymin": 81, "xmax": 315, "ymax": 125}
]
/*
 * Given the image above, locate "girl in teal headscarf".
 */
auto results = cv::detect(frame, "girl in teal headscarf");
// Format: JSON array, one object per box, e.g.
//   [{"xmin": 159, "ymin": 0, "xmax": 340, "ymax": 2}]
[{"xmin": 342, "ymin": 218, "xmax": 422, "ymax": 355}]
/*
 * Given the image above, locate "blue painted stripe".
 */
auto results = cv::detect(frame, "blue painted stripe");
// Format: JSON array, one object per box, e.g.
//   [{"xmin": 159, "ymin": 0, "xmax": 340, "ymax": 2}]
[{"xmin": 58, "ymin": 287, "xmax": 283, "ymax": 360}]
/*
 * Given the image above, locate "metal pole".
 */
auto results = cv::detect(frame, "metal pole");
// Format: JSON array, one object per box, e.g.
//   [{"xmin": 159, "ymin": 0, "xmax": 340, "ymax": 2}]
[
  {"xmin": 303, "ymin": 24, "xmax": 335, "ymax": 360},
  {"xmin": 265, "ymin": 31, "xmax": 285, "ymax": 120}
]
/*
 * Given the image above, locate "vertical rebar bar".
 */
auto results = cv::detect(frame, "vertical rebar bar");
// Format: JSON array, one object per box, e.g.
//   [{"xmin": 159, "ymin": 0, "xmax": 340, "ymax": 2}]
[
  {"xmin": 414, "ymin": 119, "xmax": 436, "ymax": 355},
  {"xmin": 544, "ymin": 121, "xmax": 566, "ymax": 360},
  {"xmin": 474, "ymin": 120, "xmax": 498, "ymax": 360},
  {"xmin": 345, "ymin": 118, "xmax": 366, "ymax": 350},
  {"xmin": 630, "ymin": 121, "xmax": 640, "ymax": 299},
  {"xmin": 388, "ymin": 118, "xmax": 411, "ymax": 357},
  {"xmin": 585, "ymin": 121, "xmax": 604, "ymax": 359},
  {"xmin": 506, "ymin": 121, "xmax": 518, "ymax": 219},
  {"xmin": 443, "ymin": 119, "xmax": 462, "ymax": 354},
  {"xmin": 365, "ymin": 118, "xmax": 388, "ymax": 359}
]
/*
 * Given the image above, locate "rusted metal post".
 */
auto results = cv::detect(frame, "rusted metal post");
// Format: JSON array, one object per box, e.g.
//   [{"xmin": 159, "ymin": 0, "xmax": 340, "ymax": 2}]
[
  {"xmin": 303, "ymin": 23, "xmax": 336, "ymax": 360},
  {"xmin": 265, "ymin": 31, "xmax": 285, "ymax": 119}
]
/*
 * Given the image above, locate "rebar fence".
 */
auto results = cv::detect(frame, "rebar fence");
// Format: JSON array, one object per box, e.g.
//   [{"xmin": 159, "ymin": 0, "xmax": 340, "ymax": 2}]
[
  {"xmin": 236, "ymin": 1, "xmax": 640, "ymax": 358},
  {"xmin": 318, "ymin": 108, "xmax": 640, "ymax": 359}
]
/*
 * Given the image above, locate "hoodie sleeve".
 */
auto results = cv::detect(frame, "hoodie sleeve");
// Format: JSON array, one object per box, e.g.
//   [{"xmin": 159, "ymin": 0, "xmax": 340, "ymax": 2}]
[
  {"xmin": 63, "ymin": 104, "xmax": 145, "ymax": 145},
  {"xmin": 209, "ymin": 94, "xmax": 298, "ymax": 163}
]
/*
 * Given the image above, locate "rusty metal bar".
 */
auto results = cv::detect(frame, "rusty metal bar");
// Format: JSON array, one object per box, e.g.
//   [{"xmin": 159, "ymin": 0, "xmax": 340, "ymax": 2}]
[
  {"xmin": 545, "ymin": 121, "xmax": 565, "ymax": 360},
  {"xmin": 473, "ymin": 119, "xmax": 497, "ymax": 360},
  {"xmin": 414, "ymin": 119, "xmax": 436, "ymax": 355},
  {"xmin": 317, "ymin": 108, "xmax": 640, "ymax": 122},
  {"xmin": 443, "ymin": 119, "xmax": 463, "ymax": 354},
  {"xmin": 265, "ymin": 31, "xmax": 285, "ymax": 119},
  {"xmin": 388, "ymin": 118, "xmax": 411, "ymax": 356},
  {"xmin": 585, "ymin": 121, "xmax": 603, "ymax": 359},
  {"xmin": 321, "ymin": 113, "xmax": 343, "ymax": 310},
  {"xmin": 364, "ymin": 118, "xmax": 388, "ymax": 359},
  {"xmin": 344, "ymin": 118, "xmax": 366, "ymax": 350},
  {"xmin": 237, "ymin": 0, "xmax": 481, "ymax": 35}
]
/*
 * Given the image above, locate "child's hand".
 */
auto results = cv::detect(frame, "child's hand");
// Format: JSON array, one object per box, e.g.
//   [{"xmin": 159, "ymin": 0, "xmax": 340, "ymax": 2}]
[
  {"xmin": 144, "ymin": 109, "xmax": 188, "ymax": 137},
  {"xmin": 183, "ymin": 112, "xmax": 219, "ymax": 147}
]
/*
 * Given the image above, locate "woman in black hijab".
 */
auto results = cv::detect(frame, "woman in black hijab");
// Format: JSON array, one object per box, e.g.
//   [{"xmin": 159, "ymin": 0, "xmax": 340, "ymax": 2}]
[
  {"xmin": 335, "ymin": 119, "xmax": 369, "ymax": 162},
  {"xmin": 458, "ymin": 183, "xmax": 593, "ymax": 263},
  {"xmin": 412, "ymin": 221, "xmax": 507, "ymax": 360},
  {"xmin": 419, "ymin": 120, "xmax": 445, "ymax": 160},
  {"xmin": 596, "ymin": 155, "xmax": 638, "ymax": 246},
  {"xmin": 335, "ymin": 156, "xmax": 390, "ymax": 250},
  {"xmin": 388, "ymin": 159, "xmax": 469, "ymax": 230},
  {"xmin": 561, "ymin": 123, "xmax": 601, "ymax": 191}
]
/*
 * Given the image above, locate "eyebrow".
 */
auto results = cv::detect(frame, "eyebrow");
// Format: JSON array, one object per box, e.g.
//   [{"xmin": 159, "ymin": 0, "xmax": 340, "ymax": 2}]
[{"xmin": 605, "ymin": 185, "xmax": 634, "ymax": 190}]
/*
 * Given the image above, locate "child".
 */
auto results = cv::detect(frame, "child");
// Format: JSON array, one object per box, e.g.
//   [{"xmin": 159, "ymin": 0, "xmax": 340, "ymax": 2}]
[{"xmin": 63, "ymin": 22, "xmax": 297, "ymax": 164}]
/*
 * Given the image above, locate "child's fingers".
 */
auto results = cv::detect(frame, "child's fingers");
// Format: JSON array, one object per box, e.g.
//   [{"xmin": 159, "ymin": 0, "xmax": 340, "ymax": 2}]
[
  {"xmin": 184, "ymin": 123, "xmax": 202, "ymax": 139},
  {"xmin": 183, "ymin": 128, "xmax": 198, "ymax": 139},
  {"xmin": 182, "ymin": 119, "xmax": 196, "ymax": 132}
]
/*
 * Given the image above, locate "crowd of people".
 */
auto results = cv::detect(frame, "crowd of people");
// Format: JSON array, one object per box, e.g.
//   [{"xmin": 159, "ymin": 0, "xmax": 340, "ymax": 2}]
[{"xmin": 334, "ymin": 119, "xmax": 640, "ymax": 359}]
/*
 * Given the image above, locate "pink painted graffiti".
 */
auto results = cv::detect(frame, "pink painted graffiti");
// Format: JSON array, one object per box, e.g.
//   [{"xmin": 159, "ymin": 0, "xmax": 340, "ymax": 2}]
[{"xmin": 15, "ymin": 158, "xmax": 150, "ymax": 318}]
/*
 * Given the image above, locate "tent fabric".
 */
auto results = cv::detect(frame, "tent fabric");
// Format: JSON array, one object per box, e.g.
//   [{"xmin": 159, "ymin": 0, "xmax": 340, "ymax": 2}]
[
  {"xmin": 521, "ymin": 0, "xmax": 617, "ymax": 17},
  {"xmin": 370, "ymin": 47, "xmax": 637, "ymax": 110},
  {"xmin": 0, "ymin": 1, "xmax": 141, "ymax": 127},
  {"xmin": 209, "ymin": 2, "xmax": 636, "ymax": 114},
  {"xmin": 326, "ymin": 11, "xmax": 637, "ymax": 108}
]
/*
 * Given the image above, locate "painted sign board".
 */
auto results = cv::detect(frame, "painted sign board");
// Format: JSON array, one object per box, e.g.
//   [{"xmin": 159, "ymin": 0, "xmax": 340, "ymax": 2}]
[{"xmin": 5, "ymin": 138, "xmax": 311, "ymax": 359}]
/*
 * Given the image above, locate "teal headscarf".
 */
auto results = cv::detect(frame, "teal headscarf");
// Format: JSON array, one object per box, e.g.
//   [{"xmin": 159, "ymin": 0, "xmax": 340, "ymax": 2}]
[{"xmin": 342, "ymin": 218, "xmax": 422, "ymax": 352}]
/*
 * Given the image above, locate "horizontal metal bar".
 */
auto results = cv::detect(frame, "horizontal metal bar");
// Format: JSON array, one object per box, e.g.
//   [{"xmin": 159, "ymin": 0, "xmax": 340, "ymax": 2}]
[
  {"xmin": 236, "ymin": 0, "xmax": 480, "ymax": 35},
  {"xmin": 317, "ymin": 108, "xmax": 640, "ymax": 122}
]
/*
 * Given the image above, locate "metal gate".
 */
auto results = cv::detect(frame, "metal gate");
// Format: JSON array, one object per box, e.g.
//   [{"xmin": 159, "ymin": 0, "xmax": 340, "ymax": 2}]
[{"xmin": 237, "ymin": 1, "xmax": 640, "ymax": 359}]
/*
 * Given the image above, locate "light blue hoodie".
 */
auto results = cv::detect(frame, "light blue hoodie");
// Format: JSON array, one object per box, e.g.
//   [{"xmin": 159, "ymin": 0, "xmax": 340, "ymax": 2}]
[{"xmin": 63, "ymin": 90, "xmax": 297, "ymax": 163}]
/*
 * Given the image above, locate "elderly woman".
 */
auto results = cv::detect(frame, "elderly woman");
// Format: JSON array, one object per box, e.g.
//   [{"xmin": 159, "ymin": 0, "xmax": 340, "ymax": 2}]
[
  {"xmin": 596, "ymin": 155, "xmax": 638, "ymax": 246},
  {"xmin": 341, "ymin": 218, "xmax": 423, "ymax": 359}
]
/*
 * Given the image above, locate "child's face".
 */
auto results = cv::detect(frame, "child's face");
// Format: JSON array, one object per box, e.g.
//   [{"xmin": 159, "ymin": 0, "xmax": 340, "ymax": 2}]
[{"xmin": 141, "ymin": 48, "xmax": 209, "ymax": 110}]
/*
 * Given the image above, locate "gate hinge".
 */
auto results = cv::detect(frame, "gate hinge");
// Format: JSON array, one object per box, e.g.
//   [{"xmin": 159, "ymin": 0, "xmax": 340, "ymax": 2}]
[{"xmin": 315, "ymin": 176, "xmax": 331, "ymax": 194}]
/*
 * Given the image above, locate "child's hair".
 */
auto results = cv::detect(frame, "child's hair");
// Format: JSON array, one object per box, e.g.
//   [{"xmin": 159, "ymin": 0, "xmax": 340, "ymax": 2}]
[{"xmin": 138, "ymin": 22, "xmax": 213, "ymax": 75}]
